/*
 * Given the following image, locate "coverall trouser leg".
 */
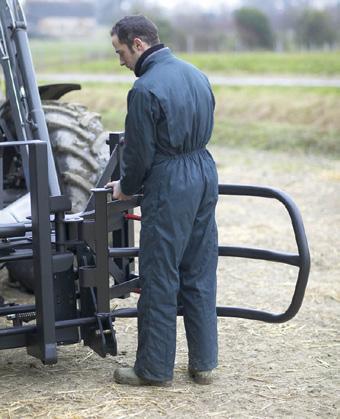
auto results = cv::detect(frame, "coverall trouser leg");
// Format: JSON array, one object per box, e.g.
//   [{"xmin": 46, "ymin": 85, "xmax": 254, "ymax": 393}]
[{"xmin": 179, "ymin": 193, "xmax": 218, "ymax": 372}]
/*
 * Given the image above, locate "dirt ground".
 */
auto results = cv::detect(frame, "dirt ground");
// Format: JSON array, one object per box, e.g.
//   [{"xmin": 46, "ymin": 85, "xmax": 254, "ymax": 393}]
[{"xmin": 0, "ymin": 146, "xmax": 339, "ymax": 418}]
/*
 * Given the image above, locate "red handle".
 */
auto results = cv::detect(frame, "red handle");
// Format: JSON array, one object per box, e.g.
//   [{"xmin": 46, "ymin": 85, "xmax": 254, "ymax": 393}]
[{"xmin": 124, "ymin": 214, "xmax": 141, "ymax": 221}]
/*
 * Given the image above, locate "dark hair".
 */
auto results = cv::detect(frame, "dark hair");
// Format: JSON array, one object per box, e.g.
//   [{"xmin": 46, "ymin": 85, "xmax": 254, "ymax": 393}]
[{"xmin": 110, "ymin": 15, "xmax": 160, "ymax": 51}]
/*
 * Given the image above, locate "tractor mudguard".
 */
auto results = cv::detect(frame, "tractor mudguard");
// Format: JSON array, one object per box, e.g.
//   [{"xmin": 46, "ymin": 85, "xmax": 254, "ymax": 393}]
[{"xmin": 38, "ymin": 83, "xmax": 81, "ymax": 101}]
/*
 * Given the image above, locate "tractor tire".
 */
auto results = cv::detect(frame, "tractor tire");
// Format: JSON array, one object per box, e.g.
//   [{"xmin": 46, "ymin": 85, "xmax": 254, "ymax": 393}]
[
  {"xmin": 43, "ymin": 100, "xmax": 109, "ymax": 213},
  {"xmin": 6, "ymin": 259, "xmax": 35, "ymax": 293},
  {"xmin": 6, "ymin": 101, "xmax": 109, "ymax": 292}
]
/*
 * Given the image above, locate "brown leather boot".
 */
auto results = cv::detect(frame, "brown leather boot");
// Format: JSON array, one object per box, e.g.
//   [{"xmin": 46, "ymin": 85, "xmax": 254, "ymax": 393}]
[
  {"xmin": 114, "ymin": 367, "xmax": 172, "ymax": 387},
  {"xmin": 188, "ymin": 368, "xmax": 214, "ymax": 385}
]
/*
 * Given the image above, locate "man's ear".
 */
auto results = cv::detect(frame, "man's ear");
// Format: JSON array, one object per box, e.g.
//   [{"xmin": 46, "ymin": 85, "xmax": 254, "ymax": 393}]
[{"xmin": 133, "ymin": 37, "xmax": 146, "ymax": 51}]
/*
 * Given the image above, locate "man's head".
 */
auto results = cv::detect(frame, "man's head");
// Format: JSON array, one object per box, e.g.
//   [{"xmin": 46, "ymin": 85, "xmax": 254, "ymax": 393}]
[{"xmin": 111, "ymin": 15, "xmax": 160, "ymax": 71}]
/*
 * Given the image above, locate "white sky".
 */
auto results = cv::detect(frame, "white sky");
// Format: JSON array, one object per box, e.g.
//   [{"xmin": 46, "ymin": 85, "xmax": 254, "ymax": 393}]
[
  {"xmin": 146, "ymin": 0, "xmax": 337, "ymax": 11},
  {"xmin": 147, "ymin": 0, "xmax": 241, "ymax": 11}
]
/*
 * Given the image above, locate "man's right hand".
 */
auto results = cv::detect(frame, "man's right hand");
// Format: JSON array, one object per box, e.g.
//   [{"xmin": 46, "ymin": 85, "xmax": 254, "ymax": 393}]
[{"xmin": 105, "ymin": 180, "xmax": 132, "ymax": 201}]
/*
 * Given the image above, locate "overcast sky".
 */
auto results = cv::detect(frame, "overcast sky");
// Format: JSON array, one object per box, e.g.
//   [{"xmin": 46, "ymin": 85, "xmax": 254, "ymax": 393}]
[
  {"xmin": 154, "ymin": 0, "xmax": 241, "ymax": 10},
  {"xmin": 146, "ymin": 0, "xmax": 338, "ymax": 11}
]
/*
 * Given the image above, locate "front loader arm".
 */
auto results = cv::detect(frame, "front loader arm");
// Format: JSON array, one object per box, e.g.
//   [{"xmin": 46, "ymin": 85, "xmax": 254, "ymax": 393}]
[{"xmin": 0, "ymin": 0, "xmax": 60, "ymax": 195}]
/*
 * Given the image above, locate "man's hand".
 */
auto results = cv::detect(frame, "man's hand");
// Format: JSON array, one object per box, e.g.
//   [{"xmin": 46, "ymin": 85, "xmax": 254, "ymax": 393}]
[{"xmin": 105, "ymin": 180, "xmax": 132, "ymax": 201}]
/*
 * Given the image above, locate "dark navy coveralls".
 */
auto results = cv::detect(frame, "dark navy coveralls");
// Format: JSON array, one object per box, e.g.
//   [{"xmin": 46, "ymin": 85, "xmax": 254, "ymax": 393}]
[{"xmin": 120, "ymin": 46, "xmax": 218, "ymax": 382}]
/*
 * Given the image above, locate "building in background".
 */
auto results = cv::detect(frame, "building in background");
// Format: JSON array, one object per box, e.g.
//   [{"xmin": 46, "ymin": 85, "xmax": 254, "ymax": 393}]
[{"xmin": 25, "ymin": 0, "xmax": 96, "ymax": 38}]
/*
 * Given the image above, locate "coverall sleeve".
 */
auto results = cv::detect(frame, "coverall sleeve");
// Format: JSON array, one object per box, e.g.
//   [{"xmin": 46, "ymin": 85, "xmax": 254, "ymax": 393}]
[{"xmin": 120, "ymin": 86, "xmax": 157, "ymax": 195}]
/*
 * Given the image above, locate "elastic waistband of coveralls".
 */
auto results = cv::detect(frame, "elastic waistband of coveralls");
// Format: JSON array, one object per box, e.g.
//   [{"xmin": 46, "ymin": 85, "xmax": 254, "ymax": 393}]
[{"xmin": 153, "ymin": 147, "xmax": 208, "ymax": 164}]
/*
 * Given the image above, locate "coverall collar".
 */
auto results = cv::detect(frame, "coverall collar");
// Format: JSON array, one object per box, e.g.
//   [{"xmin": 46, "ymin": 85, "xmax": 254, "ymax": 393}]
[{"xmin": 135, "ymin": 44, "xmax": 170, "ymax": 77}]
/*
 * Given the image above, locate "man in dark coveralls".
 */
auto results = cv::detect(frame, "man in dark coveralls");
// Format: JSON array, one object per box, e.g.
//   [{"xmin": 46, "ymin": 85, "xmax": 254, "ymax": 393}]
[{"xmin": 106, "ymin": 15, "xmax": 218, "ymax": 386}]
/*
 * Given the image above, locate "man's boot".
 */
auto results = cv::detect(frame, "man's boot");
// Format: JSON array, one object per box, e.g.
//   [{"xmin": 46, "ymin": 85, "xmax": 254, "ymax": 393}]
[
  {"xmin": 114, "ymin": 367, "xmax": 172, "ymax": 387},
  {"xmin": 188, "ymin": 368, "xmax": 214, "ymax": 385}
]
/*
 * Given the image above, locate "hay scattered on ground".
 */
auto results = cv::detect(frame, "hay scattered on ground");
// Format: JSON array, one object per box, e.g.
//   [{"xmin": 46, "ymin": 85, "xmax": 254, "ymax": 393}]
[{"xmin": 1, "ymin": 147, "xmax": 339, "ymax": 418}]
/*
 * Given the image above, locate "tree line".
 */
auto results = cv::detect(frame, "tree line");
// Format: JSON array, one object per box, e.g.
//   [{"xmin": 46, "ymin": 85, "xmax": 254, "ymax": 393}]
[{"xmin": 97, "ymin": 0, "xmax": 340, "ymax": 52}]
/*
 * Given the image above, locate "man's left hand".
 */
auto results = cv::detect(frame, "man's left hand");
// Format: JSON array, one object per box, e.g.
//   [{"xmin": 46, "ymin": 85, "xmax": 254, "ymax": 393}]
[{"xmin": 105, "ymin": 180, "xmax": 132, "ymax": 201}]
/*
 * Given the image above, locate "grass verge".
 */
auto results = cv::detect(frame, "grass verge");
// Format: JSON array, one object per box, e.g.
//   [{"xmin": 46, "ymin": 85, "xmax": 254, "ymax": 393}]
[
  {"xmin": 30, "ymin": 40, "xmax": 340, "ymax": 76},
  {"xmin": 60, "ymin": 83, "xmax": 340, "ymax": 158}
]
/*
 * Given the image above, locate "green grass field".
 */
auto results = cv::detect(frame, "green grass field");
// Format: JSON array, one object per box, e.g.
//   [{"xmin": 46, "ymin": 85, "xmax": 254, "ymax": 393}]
[
  {"xmin": 60, "ymin": 83, "xmax": 340, "ymax": 158},
  {"xmin": 22, "ymin": 39, "xmax": 340, "ymax": 159},
  {"xmin": 30, "ymin": 39, "xmax": 340, "ymax": 76}
]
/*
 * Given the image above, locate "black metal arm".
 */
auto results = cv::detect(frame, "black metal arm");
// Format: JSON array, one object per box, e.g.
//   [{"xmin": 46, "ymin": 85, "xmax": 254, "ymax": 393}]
[{"xmin": 215, "ymin": 184, "xmax": 310, "ymax": 322}]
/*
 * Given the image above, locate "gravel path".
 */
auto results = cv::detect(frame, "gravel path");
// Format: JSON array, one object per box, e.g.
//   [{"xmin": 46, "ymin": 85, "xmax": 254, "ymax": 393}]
[{"xmin": 0, "ymin": 146, "xmax": 339, "ymax": 418}]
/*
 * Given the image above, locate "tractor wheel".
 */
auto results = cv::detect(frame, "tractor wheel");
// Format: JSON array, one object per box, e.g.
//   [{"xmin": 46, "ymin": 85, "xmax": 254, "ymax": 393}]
[
  {"xmin": 6, "ymin": 101, "xmax": 109, "ymax": 292},
  {"xmin": 6, "ymin": 259, "xmax": 35, "ymax": 293},
  {"xmin": 43, "ymin": 100, "xmax": 109, "ymax": 213}
]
